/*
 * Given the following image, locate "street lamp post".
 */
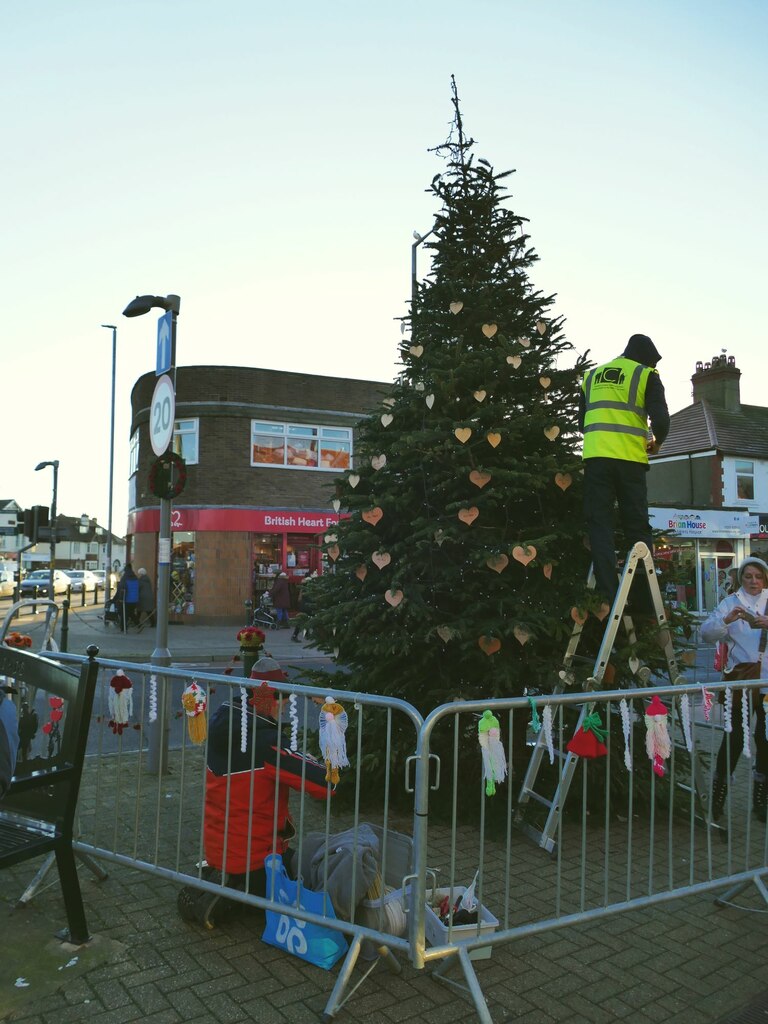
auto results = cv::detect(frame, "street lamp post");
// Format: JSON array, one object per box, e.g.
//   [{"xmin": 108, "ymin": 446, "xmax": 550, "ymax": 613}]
[
  {"xmin": 122, "ymin": 293, "xmax": 180, "ymax": 775},
  {"xmin": 35, "ymin": 460, "xmax": 59, "ymax": 630},
  {"xmin": 100, "ymin": 324, "xmax": 117, "ymax": 606}
]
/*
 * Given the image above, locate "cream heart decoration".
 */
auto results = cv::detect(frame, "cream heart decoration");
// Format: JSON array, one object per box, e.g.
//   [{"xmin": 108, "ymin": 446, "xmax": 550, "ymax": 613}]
[
  {"xmin": 324, "ymin": 533, "xmax": 337, "ymax": 543},
  {"xmin": 594, "ymin": 603, "xmax": 610, "ymax": 622},
  {"xmin": 332, "ymin": 499, "xmax": 341, "ymax": 512},
  {"xmin": 327, "ymin": 544, "xmax": 340, "ymax": 561},
  {"xmin": 362, "ymin": 507, "xmax": 383, "ymax": 526},
  {"xmin": 454, "ymin": 427, "xmax": 472, "ymax": 444},
  {"xmin": 539, "ymin": 376, "xmax": 551, "ymax": 389},
  {"xmin": 434, "ymin": 529, "xmax": 446, "ymax": 546},
  {"xmin": 473, "ymin": 389, "xmax": 487, "ymax": 403},
  {"xmin": 479, "ymin": 636, "xmax": 501, "ymax": 655},
  {"xmin": 519, "ymin": 337, "xmax": 531, "ymax": 348},
  {"xmin": 544, "ymin": 426, "xmax": 560, "ymax": 441},
  {"xmin": 372, "ymin": 551, "xmax": 391, "ymax": 570},
  {"xmin": 348, "ymin": 474, "xmax": 360, "ymax": 488},
  {"xmin": 436, "ymin": 625, "xmax": 453, "ymax": 643},
  {"xmin": 513, "ymin": 625, "xmax": 531, "ymax": 646},
  {"xmin": 554, "ymin": 472, "xmax": 572, "ymax": 491},
  {"xmin": 506, "ymin": 355, "xmax": 522, "ymax": 368},
  {"xmin": 355, "ymin": 565, "xmax": 367, "ymax": 581},
  {"xmin": 409, "ymin": 344, "xmax": 424, "ymax": 357},
  {"xmin": 382, "ymin": 397, "xmax": 396, "ymax": 407},
  {"xmin": 371, "ymin": 454, "xmax": 387, "ymax": 470},
  {"xmin": 486, "ymin": 432, "xmax": 502, "ymax": 448},
  {"xmin": 449, "ymin": 301, "xmax": 464, "ymax": 315},
  {"xmin": 629, "ymin": 656, "xmax": 641, "ymax": 675},
  {"xmin": 381, "ymin": 413, "xmax": 393, "ymax": 428},
  {"xmin": 457, "ymin": 506, "xmax": 479, "ymax": 525},
  {"xmin": 415, "ymin": 382, "xmax": 425, "ymax": 391},
  {"xmin": 536, "ymin": 319, "xmax": 547, "ymax": 335},
  {"xmin": 385, "ymin": 589, "xmax": 404, "ymax": 607},
  {"xmin": 542, "ymin": 562, "xmax": 553, "ymax": 579},
  {"xmin": 426, "ymin": 394, "xmax": 435, "ymax": 409},
  {"xmin": 570, "ymin": 607, "xmax": 588, "ymax": 626},
  {"xmin": 481, "ymin": 323, "xmax": 498, "ymax": 339},
  {"xmin": 486, "ymin": 553, "xmax": 509, "ymax": 573},
  {"xmin": 469, "ymin": 469, "xmax": 492, "ymax": 489},
  {"xmin": 512, "ymin": 544, "xmax": 537, "ymax": 566}
]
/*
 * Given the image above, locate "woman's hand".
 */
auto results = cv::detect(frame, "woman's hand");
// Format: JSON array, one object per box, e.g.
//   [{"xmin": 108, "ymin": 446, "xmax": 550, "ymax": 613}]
[
  {"xmin": 752, "ymin": 614, "xmax": 768, "ymax": 629},
  {"xmin": 724, "ymin": 607, "xmax": 751, "ymax": 625}
]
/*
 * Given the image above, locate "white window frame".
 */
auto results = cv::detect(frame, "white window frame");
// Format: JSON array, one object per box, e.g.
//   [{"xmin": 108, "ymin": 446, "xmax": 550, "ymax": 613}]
[
  {"xmin": 250, "ymin": 420, "xmax": 353, "ymax": 472},
  {"xmin": 129, "ymin": 429, "xmax": 140, "ymax": 476},
  {"xmin": 173, "ymin": 418, "xmax": 199, "ymax": 465},
  {"xmin": 735, "ymin": 459, "xmax": 755, "ymax": 502}
]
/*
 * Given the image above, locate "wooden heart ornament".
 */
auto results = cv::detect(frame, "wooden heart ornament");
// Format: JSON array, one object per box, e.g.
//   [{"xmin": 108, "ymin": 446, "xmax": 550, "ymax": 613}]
[
  {"xmin": 371, "ymin": 454, "xmax": 387, "ymax": 470},
  {"xmin": 382, "ymin": 397, "xmax": 395, "ymax": 407},
  {"xmin": 481, "ymin": 323, "xmax": 498, "ymax": 339},
  {"xmin": 436, "ymin": 625, "xmax": 454, "ymax": 643},
  {"xmin": 486, "ymin": 553, "xmax": 509, "ymax": 574},
  {"xmin": 415, "ymin": 382, "xmax": 425, "ymax": 391},
  {"xmin": 372, "ymin": 551, "xmax": 391, "ymax": 570},
  {"xmin": 513, "ymin": 625, "xmax": 531, "ymax": 646},
  {"xmin": 454, "ymin": 427, "xmax": 472, "ymax": 444},
  {"xmin": 539, "ymin": 376, "xmax": 551, "ymax": 389},
  {"xmin": 594, "ymin": 602, "xmax": 611, "ymax": 622},
  {"xmin": 362, "ymin": 507, "xmax": 383, "ymax": 526},
  {"xmin": 512, "ymin": 544, "xmax": 537, "ymax": 566},
  {"xmin": 542, "ymin": 563, "xmax": 553, "ymax": 579},
  {"xmin": 332, "ymin": 499, "xmax": 341, "ymax": 512},
  {"xmin": 544, "ymin": 426, "xmax": 560, "ymax": 441},
  {"xmin": 409, "ymin": 344, "xmax": 423, "ymax": 357},
  {"xmin": 554, "ymin": 472, "xmax": 572, "ymax": 491},
  {"xmin": 469, "ymin": 469, "xmax": 491, "ymax": 489},
  {"xmin": 506, "ymin": 355, "xmax": 522, "ymax": 368},
  {"xmin": 434, "ymin": 529, "xmax": 446, "ymax": 546},
  {"xmin": 486, "ymin": 432, "xmax": 502, "ymax": 448},
  {"xmin": 354, "ymin": 565, "xmax": 367, "ymax": 581},
  {"xmin": 324, "ymin": 533, "xmax": 337, "ymax": 543},
  {"xmin": 536, "ymin": 319, "xmax": 547, "ymax": 335},
  {"xmin": 570, "ymin": 607, "xmax": 588, "ymax": 626},
  {"xmin": 629, "ymin": 656, "xmax": 641, "ymax": 674},
  {"xmin": 348, "ymin": 473, "xmax": 360, "ymax": 488},
  {"xmin": 425, "ymin": 394, "xmax": 435, "ymax": 409},
  {"xmin": 458, "ymin": 507, "xmax": 479, "ymax": 526},
  {"xmin": 518, "ymin": 337, "xmax": 531, "ymax": 348},
  {"xmin": 473, "ymin": 390, "xmax": 487, "ymax": 403},
  {"xmin": 381, "ymin": 413, "xmax": 393, "ymax": 427},
  {"xmin": 327, "ymin": 544, "xmax": 340, "ymax": 561},
  {"xmin": 449, "ymin": 301, "xmax": 464, "ymax": 315},
  {"xmin": 478, "ymin": 636, "xmax": 501, "ymax": 655},
  {"xmin": 385, "ymin": 589, "xmax": 404, "ymax": 607}
]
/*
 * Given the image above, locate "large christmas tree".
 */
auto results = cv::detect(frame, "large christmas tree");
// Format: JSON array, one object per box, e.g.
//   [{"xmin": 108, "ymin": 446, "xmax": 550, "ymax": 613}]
[{"xmin": 309, "ymin": 81, "xmax": 592, "ymax": 734}]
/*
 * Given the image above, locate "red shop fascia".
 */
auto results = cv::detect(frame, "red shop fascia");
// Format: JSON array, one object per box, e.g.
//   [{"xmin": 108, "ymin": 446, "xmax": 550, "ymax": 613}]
[{"xmin": 126, "ymin": 506, "xmax": 346, "ymax": 577}]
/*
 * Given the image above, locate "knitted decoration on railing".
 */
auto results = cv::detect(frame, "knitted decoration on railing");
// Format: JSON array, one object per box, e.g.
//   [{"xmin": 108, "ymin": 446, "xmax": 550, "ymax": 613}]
[
  {"xmin": 108, "ymin": 670, "xmax": 133, "ymax": 735},
  {"xmin": 319, "ymin": 697, "xmax": 348, "ymax": 785},
  {"xmin": 566, "ymin": 711, "xmax": 608, "ymax": 759},
  {"xmin": 701, "ymin": 686, "xmax": 714, "ymax": 721},
  {"xmin": 680, "ymin": 694, "xmax": 693, "ymax": 753},
  {"xmin": 742, "ymin": 690, "xmax": 751, "ymax": 760},
  {"xmin": 724, "ymin": 687, "xmax": 733, "ymax": 733},
  {"xmin": 542, "ymin": 705, "xmax": 555, "ymax": 765},
  {"xmin": 478, "ymin": 710, "xmax": 508, "ymax": 796},
  {"xmin": 181, "ymin": 681, "xmax": 207, "ymax": 744},
  {"xmin": 644, "ymin": 696, "xmax": 670, "ymax": 778},
  {"xmin": 619, "ymin": 698, "xmax": 632, "ymax": 770},
  {"xmin": 288, "ymin": 693, "xmax": 299, "ymax": 752}
]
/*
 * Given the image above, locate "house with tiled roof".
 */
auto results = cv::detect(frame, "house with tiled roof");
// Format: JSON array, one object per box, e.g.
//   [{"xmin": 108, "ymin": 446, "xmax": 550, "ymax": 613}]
[{"xmin": 647, "ymin": 354, "xmax": 768, "ymax": 611}]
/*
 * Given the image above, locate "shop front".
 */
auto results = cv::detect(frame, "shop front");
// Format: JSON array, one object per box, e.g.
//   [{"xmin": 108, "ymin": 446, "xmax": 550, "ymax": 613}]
[
  {"xmin": 649, "ymin": 507, "xmax": 759, "ymax": 614},
  {"xmin": 127, "ymin": 507, "xmax": 342, "ymax": 623}
]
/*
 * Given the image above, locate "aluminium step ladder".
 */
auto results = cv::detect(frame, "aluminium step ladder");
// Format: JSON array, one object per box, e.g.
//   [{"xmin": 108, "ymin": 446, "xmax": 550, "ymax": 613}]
[{"xmin": 516, "ymin": 541, "xmax": 703, "ymax": 852}]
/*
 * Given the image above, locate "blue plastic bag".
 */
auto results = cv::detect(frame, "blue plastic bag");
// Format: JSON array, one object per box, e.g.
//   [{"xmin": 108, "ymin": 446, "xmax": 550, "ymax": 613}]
[{"xmin": 261, "ymin": 854, "xmax": 348, "ymax": 970}]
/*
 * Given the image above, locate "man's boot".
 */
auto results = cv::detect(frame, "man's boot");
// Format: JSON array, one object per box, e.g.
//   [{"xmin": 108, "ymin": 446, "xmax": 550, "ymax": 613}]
[
  {"xmin": 753, "ymin": 774, "xmax": 768, "ymax": 824},
  {"xmin": 711, "ymin": 774, "xmax": 728, "ymax": 821}
]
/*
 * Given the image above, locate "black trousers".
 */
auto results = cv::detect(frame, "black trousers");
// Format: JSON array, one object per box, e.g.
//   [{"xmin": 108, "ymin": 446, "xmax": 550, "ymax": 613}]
[{"xmin": 583, "ymin": 458, "xmax": 654, "ymax": 609}]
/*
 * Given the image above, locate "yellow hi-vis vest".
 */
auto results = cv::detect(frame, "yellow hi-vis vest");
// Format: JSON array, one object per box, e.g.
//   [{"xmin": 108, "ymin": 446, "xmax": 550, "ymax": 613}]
[{"xmin": 582, "ymin": 357, "xmax": 655, "ymax": 463}]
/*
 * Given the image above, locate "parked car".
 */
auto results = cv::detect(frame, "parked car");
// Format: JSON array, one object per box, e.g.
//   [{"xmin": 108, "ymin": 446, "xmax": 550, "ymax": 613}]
[
  {"xmin": 92, "ymin": 569, "xmax": 118, "ymax": 590},
  {"xmin": 64, "ymin": 569, "xmax": 99, "ymax": 593},
  {"xmin": 20, "ymin": 569, "xmax": 72, "ymax": 597}
]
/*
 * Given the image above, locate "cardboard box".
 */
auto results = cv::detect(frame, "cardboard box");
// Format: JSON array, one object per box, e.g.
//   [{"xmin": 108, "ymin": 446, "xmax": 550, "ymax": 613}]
[{"xmin": 423, "ymin": 886, "xmax": 499, "ymax": 960}]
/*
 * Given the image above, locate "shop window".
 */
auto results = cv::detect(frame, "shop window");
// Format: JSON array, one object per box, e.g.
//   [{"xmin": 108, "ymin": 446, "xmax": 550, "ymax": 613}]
[
  {"xmin": 286, "ymin": 534, "xmax": 318, "ymax": 577},
  {"xmin": 129, "ymin": 429, "xmax": 140, "ymax": 475},
  {"xmin": 736, "ymin": 460, "xmax": 754, "ymax": 500},
  {"xmin": 170, "ymin": 532, "xmax": 195, "ymax": 615},
  {"xmin": 173, "ymin": 419, "xmax": 199, "ymax": 465},
  {"xmin": 251, "ymin": 420, "xmax": 352, "ymax": 471}
]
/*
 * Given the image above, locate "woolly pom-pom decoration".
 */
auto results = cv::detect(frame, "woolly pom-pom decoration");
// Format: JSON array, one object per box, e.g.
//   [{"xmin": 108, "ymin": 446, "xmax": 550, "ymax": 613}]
[
  {"xmin": 742, "ymin": 689, "xmax": 751, "ymax": 759},
  {"xmin": 148, "ymin": 673, "xmax": 158, "ymax": 723},
  {"xmin": 644, "ymin": 695, "xmax": 671, "ymax": 778},
  {"xmin": 319, "ymin": 696, "xmax": 349, "ymax": 785},
  {"xmin": 478, "ymin": 709, "xmax": 508, "ymax": 796},
  {"xmin": 701, "ymin": 686, "xmax": 714, "ymax": 722},
  {"xmin": 566, "ymin": 711, "xmax": 608, "ymax": 759},
  {"xmin": 542, "ymin": 705, "xmax": 555, "ymax": 766},
  {"xmin": 108, "ymin": 670, "xmax": 133, "ymax": 735},
  {"xmin": 181, "ymin": 681, "xmax": 207, "ymax": 744},
  {"xmin": 724, "ymin": 687, "xmax": 733, "ymax": 733},
  {"xmin": 289, "ymin": 693, "xmax": 299, "ymax": 752},
  {"xmin": 680, "ymin": 694, "xmax": 693, "ymax": 753},
  {"xmin": 620, "ymin": 698, "xmax": 632, "ymax": 771}
]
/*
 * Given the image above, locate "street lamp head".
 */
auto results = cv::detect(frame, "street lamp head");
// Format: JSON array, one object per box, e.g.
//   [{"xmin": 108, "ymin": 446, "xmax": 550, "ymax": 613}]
[
  {"xmin": 101, "ymin": 323, "xmax": 117, "ymax": 330},
  {"xmin": 35, "ymin": 460, "xmax": 59, "ymax": 472},
  {"xmin": 122, "ymin": 293, "xmax": 181, "ymax": 318}
]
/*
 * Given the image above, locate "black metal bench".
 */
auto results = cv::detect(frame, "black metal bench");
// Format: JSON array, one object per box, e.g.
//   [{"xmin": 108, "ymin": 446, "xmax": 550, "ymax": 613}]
[{"xmin": 0, "ymin": 644, "xmax": 99, "ymax": 943}]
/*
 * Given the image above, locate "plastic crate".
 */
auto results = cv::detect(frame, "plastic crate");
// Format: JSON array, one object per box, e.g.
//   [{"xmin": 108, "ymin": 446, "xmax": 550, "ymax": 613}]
[{"xmin": 423, "ymin": 886, "xmax": 499, "ymax": 960}]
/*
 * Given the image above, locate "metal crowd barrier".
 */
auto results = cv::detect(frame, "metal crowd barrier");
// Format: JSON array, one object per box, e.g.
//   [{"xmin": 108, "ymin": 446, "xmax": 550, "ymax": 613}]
[{"xmin": 19, "ymin": 653, "xmax": 768, "ymax": 1023}]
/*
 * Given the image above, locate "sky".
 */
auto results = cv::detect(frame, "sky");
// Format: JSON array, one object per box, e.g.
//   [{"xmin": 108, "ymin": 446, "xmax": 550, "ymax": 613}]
[{"xmin": 2, "ymin": 0, "xmax": 766, "ymax": 533}]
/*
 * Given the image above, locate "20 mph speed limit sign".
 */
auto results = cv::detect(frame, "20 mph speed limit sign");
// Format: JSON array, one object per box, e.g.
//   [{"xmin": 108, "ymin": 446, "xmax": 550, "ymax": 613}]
[{"xmin": 150, "ymin": 374, "xmax": 176, "ymax": 456}]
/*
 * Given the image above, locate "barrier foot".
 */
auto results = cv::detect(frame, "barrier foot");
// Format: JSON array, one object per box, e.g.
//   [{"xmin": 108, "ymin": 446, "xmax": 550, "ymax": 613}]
[
  {"xmin": 15, "ymin": 848, "xmax": 109, "ymax": 908},
  {"xmin": 323, "ymin": 933, "xmax": 363, "ymax": 1021},
  {"xmin": 432, "ymin": 948, "xmax": 493, "ymax": 1024},
  {"xmin": 715, "ymin": 873, "xmax": 768, "ymax": 910}
]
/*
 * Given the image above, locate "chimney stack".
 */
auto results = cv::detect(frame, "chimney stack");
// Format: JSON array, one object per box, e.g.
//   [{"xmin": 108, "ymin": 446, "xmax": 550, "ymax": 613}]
[{"xmin": 692, "ymin": 353, "xmax": 741, "ymax": 412}]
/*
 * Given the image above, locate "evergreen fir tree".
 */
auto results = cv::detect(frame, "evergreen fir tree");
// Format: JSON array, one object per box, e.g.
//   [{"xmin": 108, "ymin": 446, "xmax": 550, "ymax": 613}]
[{"xmin": 309, "ymin": 80, "xmax": 593, "ymax": 762}]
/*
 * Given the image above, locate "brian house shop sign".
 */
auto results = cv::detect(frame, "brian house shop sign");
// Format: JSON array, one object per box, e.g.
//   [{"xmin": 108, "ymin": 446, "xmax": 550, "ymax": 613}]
[{"xmin": 650, "ymin": 508, "xmax": 758, "ymax": 537}]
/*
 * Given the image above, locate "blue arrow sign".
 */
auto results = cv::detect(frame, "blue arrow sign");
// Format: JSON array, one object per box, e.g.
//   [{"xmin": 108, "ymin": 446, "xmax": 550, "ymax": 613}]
[{"xmin": 156, "ymin": 310, "xmax": 173, "ymax": 376}]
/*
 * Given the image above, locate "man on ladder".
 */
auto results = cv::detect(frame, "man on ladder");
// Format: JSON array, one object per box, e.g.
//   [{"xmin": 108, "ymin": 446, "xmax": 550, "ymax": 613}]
[{"xmin": 579, "ymin": 333, "xmax": 670, "ymax": 617}]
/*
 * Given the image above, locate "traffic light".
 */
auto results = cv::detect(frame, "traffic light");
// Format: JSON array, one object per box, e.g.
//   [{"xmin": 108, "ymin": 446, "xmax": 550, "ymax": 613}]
[{"xmin": 15, "ymin": 506, "xmax": 49, "ymax": 544}]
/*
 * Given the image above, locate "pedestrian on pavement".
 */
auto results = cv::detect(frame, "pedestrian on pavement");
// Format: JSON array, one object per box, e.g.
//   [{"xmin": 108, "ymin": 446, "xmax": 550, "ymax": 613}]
[
  {"xmin": 579, "ymin": 333, "xmax": 670, "ymax": 614},
  {"xmin": 291, "ymin": 572, "xmax": 316, "ymax": 642},
  {"xmin": 0, "ymin": 684, "xmax": 19, "ymax": 798},
  {"xmin": 115, "ymin": 563, "xmax": 140, "ymax": 630},
  {"xmin": 701, "ymin": 556, "xmax": 768, "ymax": 822},
  {"xmin": 270, "ymin": 571, "xmax": 291, "ymax": 628},
  {"xmin": 177, "ymin": 656, "xmax": 328, "ymax": 927},
  {"xmin": 136, "ymin": 568, "xmax": 156, "ymax": 631}
]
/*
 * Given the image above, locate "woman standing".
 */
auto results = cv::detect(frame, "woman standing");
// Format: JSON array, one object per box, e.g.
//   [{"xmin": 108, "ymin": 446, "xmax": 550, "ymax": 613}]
[
  {"xmin": 701, "ymin": 557, "xmax": 768, "ymax": 821},
  {"xmin": 269, "ymin": 572, "xmax": 291, "ymax": 628}
]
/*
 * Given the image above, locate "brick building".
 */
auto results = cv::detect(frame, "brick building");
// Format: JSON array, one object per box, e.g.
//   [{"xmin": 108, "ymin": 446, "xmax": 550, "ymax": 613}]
[{"xmin": 127, "ymin": 366, "xmax": 389, "ymax": 623}]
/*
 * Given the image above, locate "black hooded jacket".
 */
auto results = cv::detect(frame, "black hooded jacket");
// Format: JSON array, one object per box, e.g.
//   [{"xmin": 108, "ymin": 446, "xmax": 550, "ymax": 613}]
[{"xmin": 578, "ymin": 333, "xmax": 670, "ymax": 447}]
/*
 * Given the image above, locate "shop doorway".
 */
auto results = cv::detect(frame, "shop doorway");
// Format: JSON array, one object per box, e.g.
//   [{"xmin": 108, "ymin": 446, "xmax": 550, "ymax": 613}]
[{"xmin": 699, "ymin": 542, "xmax": 737, "ymax": 613}]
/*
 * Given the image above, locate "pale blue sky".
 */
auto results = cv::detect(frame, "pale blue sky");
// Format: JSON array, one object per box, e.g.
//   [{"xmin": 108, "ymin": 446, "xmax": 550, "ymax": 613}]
[{"xmin": 3, "ymin": 0, "xmax": 766, "ymax": 529}]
